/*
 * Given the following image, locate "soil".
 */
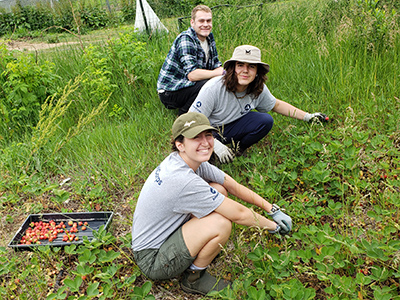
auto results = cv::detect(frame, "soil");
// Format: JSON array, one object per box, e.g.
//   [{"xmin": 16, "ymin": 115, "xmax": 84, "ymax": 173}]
[{"xmin": 5, "ymin": 40, "xmax": 82, "ymax": 51}]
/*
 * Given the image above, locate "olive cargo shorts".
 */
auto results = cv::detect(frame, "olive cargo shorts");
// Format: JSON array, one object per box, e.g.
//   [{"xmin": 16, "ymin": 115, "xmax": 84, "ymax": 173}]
[{"xmin": 133, "ymin": 227, "xmax": 195, "ymax": 280}]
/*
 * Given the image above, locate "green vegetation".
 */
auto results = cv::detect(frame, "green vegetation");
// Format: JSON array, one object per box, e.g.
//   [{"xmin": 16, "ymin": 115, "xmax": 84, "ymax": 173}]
[{"xmin": 1, "ymin": 0, "xmax": 399, "ymax": 299}]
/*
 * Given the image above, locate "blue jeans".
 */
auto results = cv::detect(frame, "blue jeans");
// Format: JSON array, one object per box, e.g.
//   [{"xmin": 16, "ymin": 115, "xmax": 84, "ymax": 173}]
[{"xmin": 216, "ymin": 111, "xmax": 274, "ymax": 151}]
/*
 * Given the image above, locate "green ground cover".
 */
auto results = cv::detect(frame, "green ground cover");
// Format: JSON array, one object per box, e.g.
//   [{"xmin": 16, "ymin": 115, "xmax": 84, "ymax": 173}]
[{"xmin": 0, "ymin": 0, "xmax": 399, "ymax": 299}]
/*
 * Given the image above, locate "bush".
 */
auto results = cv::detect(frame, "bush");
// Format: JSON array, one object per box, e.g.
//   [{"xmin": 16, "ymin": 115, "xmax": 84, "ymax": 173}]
[{"xmin": 0, "ymin": 45, "xmax": 61, "ymax": 141}]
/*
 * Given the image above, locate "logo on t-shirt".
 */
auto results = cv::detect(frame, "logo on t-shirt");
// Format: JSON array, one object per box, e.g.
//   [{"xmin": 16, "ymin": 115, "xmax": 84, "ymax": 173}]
[
  {"xmin": 191, "ymin": 101, "xmax": 202, "ymax": 113},
  {"xmin": 210, "ymin": 187, "xmax": 219, "ymax": 201},
  {"xmin": 241, "ymin": 104, "xmax": 252, "ymax": 115},
  {"xmin": 154, "ymin": 166, "xmax": 162, "ymax": 186}
]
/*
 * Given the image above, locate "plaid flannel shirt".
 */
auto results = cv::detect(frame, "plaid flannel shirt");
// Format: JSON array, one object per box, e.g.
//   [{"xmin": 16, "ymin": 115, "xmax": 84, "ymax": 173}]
[{"xmin": 157, "ymin": 27, "xmax": 222, "ymax": 92}]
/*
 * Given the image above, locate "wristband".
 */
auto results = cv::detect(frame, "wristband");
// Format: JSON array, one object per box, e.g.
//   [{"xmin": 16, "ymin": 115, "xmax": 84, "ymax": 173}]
[{"xmin": 268, "ymin": 204, "xmax": 280, "ymax": 215}]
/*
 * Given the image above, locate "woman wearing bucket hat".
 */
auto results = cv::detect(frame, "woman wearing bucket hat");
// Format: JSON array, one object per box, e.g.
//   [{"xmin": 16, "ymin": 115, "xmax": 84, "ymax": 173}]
[
  {"xmin": 189, "ymin": 45, "xmax": 329, "ymax": 163},
  {"xmin": 132, "ymin": 112, "xmax": 292, "ymax": 295}
]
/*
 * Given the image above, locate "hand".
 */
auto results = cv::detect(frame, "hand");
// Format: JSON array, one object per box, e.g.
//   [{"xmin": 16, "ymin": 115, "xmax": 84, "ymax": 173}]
[
  {"xmin": 268, "ymin": 224, "xmax": 281, "ymax": 234},
  {"xmin": 268, "ymin": 210, "xmax": 292, "ymax": 235},
  {"xmin": 303, "ymin": 112, "xmax": 329, "ymax": 123},
  {"xmin": 213, "ymin": 139, "xmax": 235, "ymax": 164}
]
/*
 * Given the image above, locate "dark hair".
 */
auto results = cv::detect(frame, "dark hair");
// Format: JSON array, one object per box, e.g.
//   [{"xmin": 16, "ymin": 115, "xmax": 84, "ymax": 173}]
[
  {"xmin": 171, "ymin": 135, "xmax": 184, "ymax": 151},
  {"xmin": 222, "ymin": 61, "xmax": 268, "ymax": 98}
]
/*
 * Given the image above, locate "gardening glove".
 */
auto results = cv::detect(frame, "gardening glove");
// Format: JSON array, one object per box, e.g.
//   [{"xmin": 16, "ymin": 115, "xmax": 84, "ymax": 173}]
[
  {"xmin": 213, "ymin": 138, "xmax": 235, "ymax": 164},
  {"xmin": 303, "ymin": 112, "xmax": 329, "ymax": 123},
  {"xmin": 268, "ymin": 207, "xmax": 292, "ymax": 235},
  {"xmin": 268, "ymin": 224, "xmax": 281, "ymax": 234}
]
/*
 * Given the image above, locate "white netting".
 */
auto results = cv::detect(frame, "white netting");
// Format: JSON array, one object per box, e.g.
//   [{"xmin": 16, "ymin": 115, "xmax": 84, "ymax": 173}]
[{"xmin": 134, "ymin": 0, "xmax": 168, "ymax": 33}]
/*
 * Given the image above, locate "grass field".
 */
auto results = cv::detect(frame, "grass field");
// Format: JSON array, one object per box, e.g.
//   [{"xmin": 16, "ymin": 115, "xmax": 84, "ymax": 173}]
[{"xmin": 1, "ymin": 0, "xmax": 399, "ymax": 299}]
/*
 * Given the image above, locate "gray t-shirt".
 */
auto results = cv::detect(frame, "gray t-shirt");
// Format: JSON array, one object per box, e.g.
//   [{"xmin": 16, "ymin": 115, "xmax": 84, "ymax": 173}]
[
  {"xmin": 131, "ymin": 152, "xmax": 226, "ymax": 251},
  {"xmin": 189, "ymin": 76, "xmax": 277, "ymax": 127}
]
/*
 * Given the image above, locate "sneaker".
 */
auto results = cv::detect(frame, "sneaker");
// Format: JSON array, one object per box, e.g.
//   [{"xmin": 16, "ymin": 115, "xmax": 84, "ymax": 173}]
[{"xmin": 181, "ymin": 269, "xmax": 230, "ymax": 295}]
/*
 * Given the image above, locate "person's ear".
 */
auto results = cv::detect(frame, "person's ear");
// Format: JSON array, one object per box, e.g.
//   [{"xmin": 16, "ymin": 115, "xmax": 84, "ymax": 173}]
[{"xmin": 176, "ymin": 141, "xmax": 185, "ymax": 152}]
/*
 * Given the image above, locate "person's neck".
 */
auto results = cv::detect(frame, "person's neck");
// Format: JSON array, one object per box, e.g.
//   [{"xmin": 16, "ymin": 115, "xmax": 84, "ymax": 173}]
[
  {"xmin": 197, "ymin": 35, "xmax": 206, "ymax": 42},
  {"xmin": 236, "ymin": 85, "xmax": 247, "ymax": 93},
  {"xmin": 179, "ymin": 152, "xmax": 201, "ymax": 171}
]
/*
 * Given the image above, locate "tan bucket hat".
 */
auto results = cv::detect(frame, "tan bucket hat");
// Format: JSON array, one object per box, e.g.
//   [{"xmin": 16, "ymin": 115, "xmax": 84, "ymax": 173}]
[{"xmin": 223, "ymin": 45, "xmax": 269, "ymax": 72}]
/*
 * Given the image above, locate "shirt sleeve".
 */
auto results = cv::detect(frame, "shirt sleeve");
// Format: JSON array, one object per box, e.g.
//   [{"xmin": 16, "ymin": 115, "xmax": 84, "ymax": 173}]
[
  {"xmin": 255, "ymin": 84, "xmax": 277, "ymax": 113},
  {"xmin": 173, "ymin": 162, "xmax": 225, "ymax": 219},
  {"xmin": 175, "ymin": 176, "xmax": 225, "ymax": 219},
  {"xmin": 177, "ymin": 34, "xmax": 202, "ymax": 75},
  {"xmin": 189, "ymin": 78, "xmax": 219, "ymax": 117}
]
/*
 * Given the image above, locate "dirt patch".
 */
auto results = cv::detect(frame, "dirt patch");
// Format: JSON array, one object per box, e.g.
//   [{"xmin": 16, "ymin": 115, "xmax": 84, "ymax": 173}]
[{"xmin": 5, "ymin": 40, "xmax": 82, "ymax": 51}]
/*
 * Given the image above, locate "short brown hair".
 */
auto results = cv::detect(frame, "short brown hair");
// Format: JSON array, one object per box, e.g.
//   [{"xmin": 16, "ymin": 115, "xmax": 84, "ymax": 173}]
[
  {"xmin": 222, "ymin": 61, "xmax": 268, "ymax": 98},
  {"xmin": 191, "ymin": 5, "xmax": 212, "ymax": 20}
]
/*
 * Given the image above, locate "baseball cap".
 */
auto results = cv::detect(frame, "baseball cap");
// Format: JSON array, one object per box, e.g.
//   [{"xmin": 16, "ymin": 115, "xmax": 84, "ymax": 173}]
[
  {"xmin": 223, "ymin": 45, "xmax": 270, "ymax": 72},
  {"xmin": 172, "ymin": 112, "xmax": 215, "ymax": 140}
]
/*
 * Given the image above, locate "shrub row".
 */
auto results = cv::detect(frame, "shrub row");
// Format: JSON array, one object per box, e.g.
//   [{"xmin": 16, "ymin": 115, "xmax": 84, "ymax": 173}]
[
  {"xmin": 0, "ymin": 0, "xmax": 283, "ymax": 37},
  {"xmin": 0, "ymin": 0, "xmax": 130, "ymax": 37}
]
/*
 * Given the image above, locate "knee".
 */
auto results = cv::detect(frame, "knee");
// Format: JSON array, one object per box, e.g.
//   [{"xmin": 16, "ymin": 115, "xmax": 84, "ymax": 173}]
[
  {"xmin": 209, "ymin": 182, "xmax": 228, "ymax": 197},
  {"xmin": 260, "ymin": 114, "xmax": 274, "ymax": 132},
  {"xmin": 211, "ymin": 213, "xmax": 232, "ymax": 237}
]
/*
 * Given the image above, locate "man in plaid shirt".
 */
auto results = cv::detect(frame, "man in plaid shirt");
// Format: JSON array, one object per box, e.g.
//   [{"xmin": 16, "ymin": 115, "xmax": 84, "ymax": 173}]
[{"xmin": 157, "ymin": 5, "xmax": 224, "ymax": 115}]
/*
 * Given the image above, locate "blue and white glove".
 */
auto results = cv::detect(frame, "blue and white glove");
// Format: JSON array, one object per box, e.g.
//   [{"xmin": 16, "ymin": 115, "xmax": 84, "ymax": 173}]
[
  {"xmin": 268, "ymin": 224, "xmax": 281, "ymax": 234},
  {"xmin": 213, "ymin": 139, "xmax": 235, "ymax": 164},
  {"xmin": 303, "ymin": 112, "xmax": 329, "ymax": 123},
  {"xmin": 268, "ymin": 204, "xmax": 292, "ymax": 235}
]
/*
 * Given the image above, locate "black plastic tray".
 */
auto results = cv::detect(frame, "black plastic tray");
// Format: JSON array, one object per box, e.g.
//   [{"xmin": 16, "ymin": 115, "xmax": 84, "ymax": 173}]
[{"xmin": 8, "ymin": 212, "xmax": 113, "ymax": 251}]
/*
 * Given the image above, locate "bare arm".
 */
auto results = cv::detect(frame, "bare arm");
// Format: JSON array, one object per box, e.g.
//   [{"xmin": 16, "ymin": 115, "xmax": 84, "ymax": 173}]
[
  {"xmin": 214, "ymin": 197, "xmax": 277, "ymax": 231},
  {"xmin": 187, "ymin": 66, "xmax": 224, "ymax": 81},
  {"xmin": 272, "ymin": 99, "xmax": 307, "ymax": 120},
  {"xmin": 212, "ymin": 174, "xmax": 277, "ymax": 231},
  {"xmin": 223, "ymin": 174, "xmax": 273, "ymax": 212}
]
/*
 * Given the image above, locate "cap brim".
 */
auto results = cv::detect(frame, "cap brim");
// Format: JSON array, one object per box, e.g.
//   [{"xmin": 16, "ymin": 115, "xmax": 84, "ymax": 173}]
[
  {"xmin": 182, "ymin": 125, "xmax": 216, "ymax": 138},
  {"xmin": 223, "ymin": 59, "xmax": 270, "ymax": 72}
]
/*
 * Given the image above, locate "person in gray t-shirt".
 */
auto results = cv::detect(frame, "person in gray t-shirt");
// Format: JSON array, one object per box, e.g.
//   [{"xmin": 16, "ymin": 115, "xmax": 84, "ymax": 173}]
[
  {"xmin": 190, "ymin": 45, "xmax": 329, "ymax": 163},
  {"xmin": 131, "ymin": 112, "xmax": 292, "ymax": 296}
]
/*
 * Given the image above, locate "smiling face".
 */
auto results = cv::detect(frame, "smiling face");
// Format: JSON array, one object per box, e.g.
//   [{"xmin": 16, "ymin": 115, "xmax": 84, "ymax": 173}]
[
  {"xmin": 235, "ymin": 61, "xmax": 258, "ymax": 92},
  {"xmin": 190, "ymin": 11, "xmax": 213, "ymax": 42},
  {"xmin": 176, "ymin": 130, "xmax": 214, "ymax": 170}
]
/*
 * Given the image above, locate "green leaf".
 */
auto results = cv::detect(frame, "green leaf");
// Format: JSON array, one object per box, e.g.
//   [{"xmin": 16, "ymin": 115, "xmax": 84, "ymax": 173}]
[
  {"xmin": 370, "ymin": 266, "xmax": 391, "ymax": 282},
  {"xmin": 64, "ymin": 244, "xmax": 77, "ymax": 255},
  {"xmin": 86, "ymin": 282, "xmax": 99, "ymax": 297},
  {"xmin": 79, "ymin": 249, "xmax": 97, "ymax": 264},
  {"xmin": 355, "ymin": 272, "xmax": 372, "ymax": 285},
  {"xmin": 64, "ymin": 276, "xmax": 83, "ymax": 292},
  {"xmin": 97, "ymin": 249, "xmax": 120, "ymax": 263}
]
